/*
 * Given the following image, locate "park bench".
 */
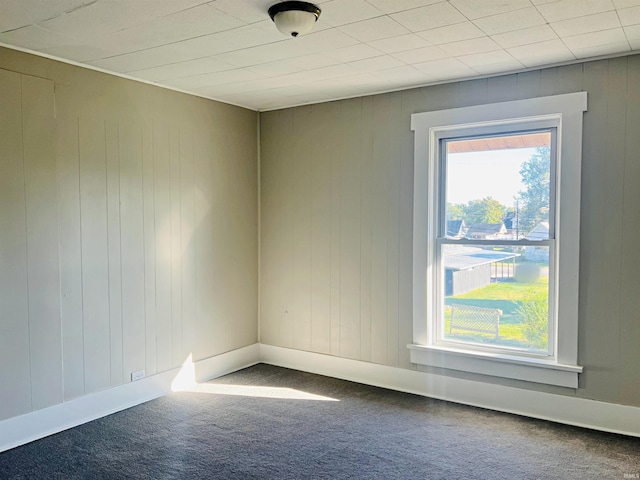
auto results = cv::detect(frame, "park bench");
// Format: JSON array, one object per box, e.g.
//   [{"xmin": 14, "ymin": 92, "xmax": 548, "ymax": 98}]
[{"xmin": 449, "ymin": 304, "xmax": 502, "ymax": 338}]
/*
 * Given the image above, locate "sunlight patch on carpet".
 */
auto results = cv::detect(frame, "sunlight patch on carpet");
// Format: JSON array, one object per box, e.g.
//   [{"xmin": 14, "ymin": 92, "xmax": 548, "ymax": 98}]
[{"xmin": 180, "ymin": 383, "xmax": 339, "ymax": 401}]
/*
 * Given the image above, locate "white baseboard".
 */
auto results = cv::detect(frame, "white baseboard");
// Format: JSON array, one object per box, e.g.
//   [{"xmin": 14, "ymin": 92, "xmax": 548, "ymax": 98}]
[
  {"xmin": 193, "ymin": 344, "xmax": 261, "ymax": 383},
  {"xmin": 0, "ymin": 344, "xmax": 260, "ymax": 453},
  {"xmin": 3, "ymin": 342, "xmax": 638, "ymax": 454},
  {"xmin": 260, "ymin": 344, "xmax": 640, "ymax": 438}
]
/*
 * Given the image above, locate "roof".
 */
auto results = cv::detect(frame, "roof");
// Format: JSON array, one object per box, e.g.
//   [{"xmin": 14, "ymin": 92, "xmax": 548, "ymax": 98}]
[
  {"xmin": 447, "ymin": 132, "xmax": 551, "ymax": 154},
  {"xmin": 525, "ymin": 222, "xmax": 550, "ymax": 241},
  {"xmin": 446, "ymin": 219, "xmax": 465, "ymax": 237},
  {"xmin": 445, "ymin": 247, "xmax": 519, "ymax": 272},
  {"xmin": 466, "ymin": 223, "xmax": 506, "ymax": 236}
]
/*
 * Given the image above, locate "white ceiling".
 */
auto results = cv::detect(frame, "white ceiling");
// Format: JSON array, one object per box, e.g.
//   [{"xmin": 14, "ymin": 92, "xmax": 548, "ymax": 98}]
[{"xmin": 1, "ymin": 0, "xmax": 639, "ymax": 111}]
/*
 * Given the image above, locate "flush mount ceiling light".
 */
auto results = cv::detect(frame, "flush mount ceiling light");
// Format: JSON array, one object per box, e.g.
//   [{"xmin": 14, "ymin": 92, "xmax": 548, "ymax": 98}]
[{"xmin": 268, "ymin": 1, "xmax": 321, "ymax": 38}]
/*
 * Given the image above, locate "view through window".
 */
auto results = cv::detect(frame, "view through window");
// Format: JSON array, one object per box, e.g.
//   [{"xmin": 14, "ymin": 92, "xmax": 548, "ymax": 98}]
[{"xmin": 438, "ymin": 131, "xmax": 554, "ymax": 355}]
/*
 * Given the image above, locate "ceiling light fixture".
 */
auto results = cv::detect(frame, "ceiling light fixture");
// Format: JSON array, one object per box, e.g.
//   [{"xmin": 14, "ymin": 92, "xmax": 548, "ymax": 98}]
[{"xmin": 268, "ymin": 1, "xmax": 321, "ymax": 38}]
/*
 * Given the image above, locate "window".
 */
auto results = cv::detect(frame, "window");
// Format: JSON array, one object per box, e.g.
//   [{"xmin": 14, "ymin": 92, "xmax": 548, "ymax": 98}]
[
  {"xmin": 409, "ymin": 93, "xmax": 587, "ymax": 388},
  {"xmin": 440, "ymin": 130, "xmax": 555, "ymax": 355}
]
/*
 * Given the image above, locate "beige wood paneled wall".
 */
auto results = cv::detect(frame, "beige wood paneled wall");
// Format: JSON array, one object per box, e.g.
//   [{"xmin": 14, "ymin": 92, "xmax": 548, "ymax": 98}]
[
  {"xmin": 0, "ymin": 48, "xmax": 258, "ymax": 421},
  {"xmin": 261, "ymin": 94, "xmax": 413, "ymax": 369},
  {"xmin": 260, "ymin": 55, "xmax": 640, "ymax": 407},
  {"xmin": 0, "ymin": 70, "xmax": 61, "ymax": 417}
]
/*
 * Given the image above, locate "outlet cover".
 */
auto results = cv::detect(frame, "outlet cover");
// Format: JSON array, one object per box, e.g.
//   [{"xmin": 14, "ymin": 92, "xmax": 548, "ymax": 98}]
[{"xmin": 131, "ymin": 370, "xmax": 145, "ymax": 382}]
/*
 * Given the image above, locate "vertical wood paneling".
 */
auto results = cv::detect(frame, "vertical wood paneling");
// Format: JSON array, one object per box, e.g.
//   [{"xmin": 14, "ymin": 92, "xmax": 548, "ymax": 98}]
[
  {"xmin": 10, "ymin": 46, "xmax": 640, "ymax": 419},
  {"xmin": 339, "ymin": 98, "xmax": 362, "ymax": 360},
  {"xmin": 179, "ymin": 129, "xmax": 196, "ymax": 359},
  {"xmin": 291, "ymin": 107, "xmax": 312, "ymax": 351},
  {"xmin": 370, "ymin": 94, "xmax": 391, "ymax": 365},
  {"xmin": 516, "ymin": 70, "xmax": 541, "ymax": 98},
  {"xmin": 553, "ymin": 64, "xmax": 584, "ymax": 94},
  {"xmin": 119, "ymin": 121, "xmax": 146, "ymax": 380},
  {"xmin": 359, "ymin": 97, "xmax": 373, "ymax": 362},
  {"xmin": 106, "ymin": 120, "xmax": 123, "ymax": 386},
  {"xmin": 22, "ymin": 75, "xmax": 63, "ymax": 410},
  {"xmin": 79, "ymin": 117, "xmax": 110, "ymax": 394},
  {"xmin": 398, "ymin": 91, "xmax": 416, "ymax": 370},
  {"xmin": 486, "ymin": 74, "xmax": 518, "ymax": 103},
  {"xmin": 458, "ymin": 78, "xmax": 487, "ymax": 106},
  {"xmin": 258, "ymin": 114, "xmax": 277, "ymax": 347},
  {"xmin": 539, "ymin": 67, "xmax": 558, "ymax": 96},
  {"xmin": 386, "ymin": 93, "xmax": 401, "ymax": 368},
  {"xmin": 620, "ymin": 55, "xmax": 640, "ymax": 405},
  {"xmin": 209, "ymin": 128, "xmax": 230, "ymax": 352},
  {"xmin": 170, "ymin": 127, "xmax": 183, "ymax": 366},
  {"xmin": 142, "ymin": 120, "xmax": 157, "ymax": 374},
  {"xmin": 258, "ymin": 58, "xmax": 638, "ymax": 404},
  {"xmin": 1, "ymin": 52, "xmax": 258, "ymax": 422},
  {"xmin": 270, "ymin": 113, "xmax": 289, "ymax": 347},
  {"xmin": 279, "ymin": 111, "xmax": 295, "ymax": 348},
  {"xmin": 330, "ymin": 105, "xmax": 342, "ymax": 356},
  {"xmin": 0, "ymin": 70, "xmax": 31, "ymax": 420},
  {"xmin": 57, "ymin": 116, "xmax": 84, "ymax": 401},
  {"xmin": 599, "ymin": 57, "xmax": 627, "ymax": 396},
  {"xmin": 580, "ymin": 60, "xmax": 618, "ymax": 400},
  {"xmin": 193, "ymin": 129, "xmax": 215, "ymax": 360},
  {"xmin": 310, "ymin": 103, "xmax": 333, "ymax": 354},
  {"xmin": 260, "ymin": 111, "xmax": 292, "ymax": 348},
  {"xmin": 418, "ymin": 83, "xmax": 457, "ymax": 112},
  {"xmin": 228, "ymin": 126, "xmax": 258, "ymax": 348},
  {"xmin": 153, "ymin": 121, "xmax": 173, "ymax": 372},
  {"xmin": 258, "ymin": 56, "xmax": 640, "ymax": 407}
]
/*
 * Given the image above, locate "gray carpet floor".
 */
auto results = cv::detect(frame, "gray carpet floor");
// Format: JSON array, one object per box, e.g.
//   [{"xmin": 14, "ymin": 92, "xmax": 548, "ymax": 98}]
[{"xmin": 0, "ymin": 364, "xmax": 638, "ymax": 479}]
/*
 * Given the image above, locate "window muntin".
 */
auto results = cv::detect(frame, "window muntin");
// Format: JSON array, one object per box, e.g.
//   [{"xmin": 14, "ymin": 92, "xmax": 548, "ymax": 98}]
[{"xmin": 433, "ymin": 130, "xmax": 556, "ymax": 357}]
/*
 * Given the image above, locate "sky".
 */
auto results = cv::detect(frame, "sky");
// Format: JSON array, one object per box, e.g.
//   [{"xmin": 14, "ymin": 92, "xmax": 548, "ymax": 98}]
[{"xmin": 446, "ymin": 147, "xmax": 537, "ymax": 207}]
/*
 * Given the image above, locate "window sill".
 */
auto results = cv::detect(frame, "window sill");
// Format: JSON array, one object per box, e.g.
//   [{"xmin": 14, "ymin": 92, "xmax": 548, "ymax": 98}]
[{"xmin": 408, "ymin": 344, "xmax": 582, "ymax": 388}]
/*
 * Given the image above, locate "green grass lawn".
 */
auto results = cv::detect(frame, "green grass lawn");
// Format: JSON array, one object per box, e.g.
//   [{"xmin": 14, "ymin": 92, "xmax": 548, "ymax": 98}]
[
  {"xmin": 444, "ymin": 277, "xmax": 549, "ymax": 348},
  {"xmin": 453, "ymin": 278, "xmax": 547, "ymax": 300}
]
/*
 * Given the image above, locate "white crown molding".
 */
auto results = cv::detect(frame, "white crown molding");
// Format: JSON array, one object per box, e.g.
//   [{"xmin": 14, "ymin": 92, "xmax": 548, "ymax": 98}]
[
  {"xmin": 0, "ymin": 42, "xmax": 253, "ymax": 111},
  {"xmin": 2, "ymin": 41, "xmax": 638, "ymax": 113}
]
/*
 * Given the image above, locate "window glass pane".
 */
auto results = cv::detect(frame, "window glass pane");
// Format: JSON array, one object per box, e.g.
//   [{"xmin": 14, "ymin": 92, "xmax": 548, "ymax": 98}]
[
  {"xmin": 441, "ymin": 244, "xmax": 549, "ymax": 353},
  {"xmin": 444, "ymin": 132, "xmax": 551, "ymax": 239}
]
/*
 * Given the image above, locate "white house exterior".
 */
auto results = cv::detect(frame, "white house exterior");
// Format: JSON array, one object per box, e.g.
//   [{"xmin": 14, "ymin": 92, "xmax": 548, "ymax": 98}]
[{"xmin": 525, "ymin": 222, "xmax": 550, "ymax": 262}]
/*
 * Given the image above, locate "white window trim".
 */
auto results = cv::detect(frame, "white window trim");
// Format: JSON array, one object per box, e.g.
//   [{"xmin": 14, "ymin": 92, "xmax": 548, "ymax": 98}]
[{"xmin": 410, "ymin": 93, "xmax": 587, "ymax": 388}]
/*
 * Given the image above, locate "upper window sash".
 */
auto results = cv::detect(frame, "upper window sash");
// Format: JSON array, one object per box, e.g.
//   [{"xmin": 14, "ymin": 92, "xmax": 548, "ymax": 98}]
[{"xmin": 436, "ymin": 127, "xmax": 558, "ymax": 243}]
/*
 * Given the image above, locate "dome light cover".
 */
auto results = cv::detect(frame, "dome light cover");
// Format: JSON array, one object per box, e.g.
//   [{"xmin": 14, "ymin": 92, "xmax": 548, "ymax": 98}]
[{"xmin": 268, "ymin": 1, "xmax": 321, "ymax": 38}]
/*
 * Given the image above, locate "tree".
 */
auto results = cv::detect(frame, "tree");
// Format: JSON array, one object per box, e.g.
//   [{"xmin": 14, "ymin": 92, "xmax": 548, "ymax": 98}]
[
  {"xmin": 463, "ymin": 197, "xmax": 506, "ymax": 225},
  {"xmin": 447, "ymin": 203, "xmax": 465, "ymax": 220},
  {"xmin": 447, "ymin": 198, "xmax": 507, "ymax": 225},
  {"xmin": 517, "ymin": 147, "xmax": 550, "ymax": 235},
  {"xmin": 516, "ymin": 291, "xmax": 548, "ymax": 351}
]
